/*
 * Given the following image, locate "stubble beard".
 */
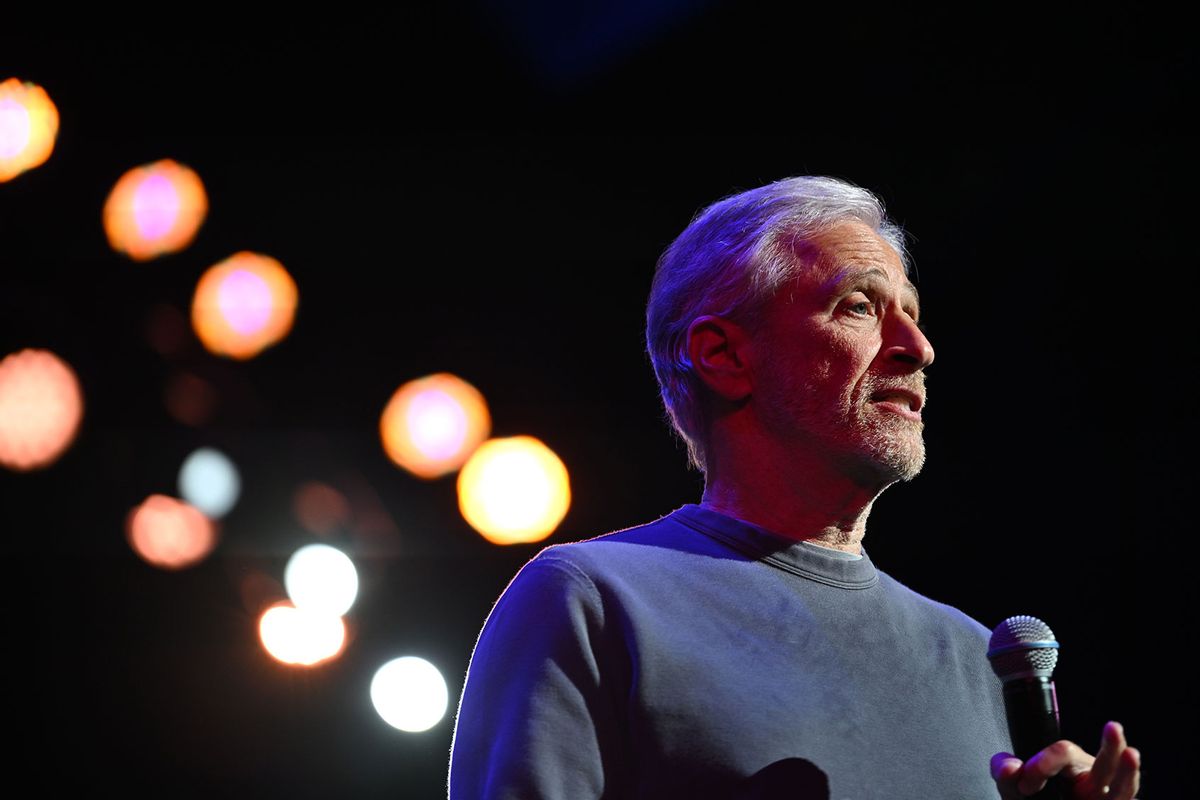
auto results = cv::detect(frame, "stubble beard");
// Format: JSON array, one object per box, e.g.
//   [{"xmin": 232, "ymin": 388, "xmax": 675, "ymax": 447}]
[
  {"xmin": 841, "ymin": 374, "xmax": 928, "ymax": 484},
  {"xmin": 855, "ymin": 405, "xmax": 927, "ymax": 483},
  {"xmin": 772, "ymin": 373, "xmax": 928, "ymax": 487}
]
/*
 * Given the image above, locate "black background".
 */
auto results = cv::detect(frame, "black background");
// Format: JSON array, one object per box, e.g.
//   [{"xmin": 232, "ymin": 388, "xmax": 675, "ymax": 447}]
[{"xmin": 2, "ymin": 6, "xmax": 1191, "ymax": 796}]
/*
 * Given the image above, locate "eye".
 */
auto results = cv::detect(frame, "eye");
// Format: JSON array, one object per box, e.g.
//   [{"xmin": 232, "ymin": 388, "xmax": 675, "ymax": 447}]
[{"xmin": 842, "ymin": 297, "xmax": 875, "ymax": 317}]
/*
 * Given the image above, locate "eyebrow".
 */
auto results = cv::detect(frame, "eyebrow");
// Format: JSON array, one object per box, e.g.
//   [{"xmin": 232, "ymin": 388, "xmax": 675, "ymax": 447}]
[{"xmin": 830, "ymin": 267, "xmax": 921, "ymax": 308}]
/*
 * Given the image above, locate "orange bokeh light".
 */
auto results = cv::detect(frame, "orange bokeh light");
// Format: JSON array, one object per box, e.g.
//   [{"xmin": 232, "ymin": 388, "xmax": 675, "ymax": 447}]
[
  {"xmin": 103, "ymin": 160, "xmax": 208, "ymax": 260},
  {"xmin": 381, "ymin": 373, "xmax": 491, "ymax": 479},
  {"xmin": 258, "ymin": 601, "xmax": 346, "ymax": 667},
  {"xmin": 457, "ymin": 436, "xmax": 571, "ymax": 545},
  {"xmin": 191, "ymin": 252, "xmax": 298, "ymax": 360},
  {"xmin": 0, "ymin": 78, "xmax": 59, "ymax": 182},
  {"xmin": 126, "ymin": 494, "xmax": 218, "ymax": 570},
  {"xmin": 0, "ymin": 349, "xmax": 84, "ymax": 471}
]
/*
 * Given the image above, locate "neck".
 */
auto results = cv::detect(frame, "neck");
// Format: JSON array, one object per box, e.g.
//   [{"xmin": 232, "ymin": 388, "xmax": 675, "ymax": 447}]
[{"xmin": 699, "ymin": 439, "xmax": 891, "ymax": 556}]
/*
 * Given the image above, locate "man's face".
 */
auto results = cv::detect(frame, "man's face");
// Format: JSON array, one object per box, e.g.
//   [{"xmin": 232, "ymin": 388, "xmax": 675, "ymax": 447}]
[{"xmin": 751, "ymin": 220, "xmax": 935, "ymax": 485}]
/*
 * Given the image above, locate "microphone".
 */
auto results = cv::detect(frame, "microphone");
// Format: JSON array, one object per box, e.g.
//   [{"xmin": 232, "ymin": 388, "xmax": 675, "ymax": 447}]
[{"xmin": 987, "ymin": 615, "xmax": 1064, "ymax": 799}]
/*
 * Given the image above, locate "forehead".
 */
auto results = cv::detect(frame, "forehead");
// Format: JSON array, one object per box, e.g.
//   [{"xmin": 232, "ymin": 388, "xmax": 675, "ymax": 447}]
[
  {"xmin": 805, "ymin": 220, "xmax": 908, "ymax": 286},
  {"xmin": 767, "ymin": 219, "xmax": 918, "ymax": 313},
  {"xmin": 758, "ymin": 220, "xmax": 919, "ymax": 328}
]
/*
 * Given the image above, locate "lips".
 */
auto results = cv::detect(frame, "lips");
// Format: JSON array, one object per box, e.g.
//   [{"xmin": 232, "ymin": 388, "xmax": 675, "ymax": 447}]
[
  {"xmin": 868, "ymin": 387, "xmax": 925, "ymax": 421},
  {"xmin": 869, "ymin": 388, "xmax": 923, "ymax": 412}
]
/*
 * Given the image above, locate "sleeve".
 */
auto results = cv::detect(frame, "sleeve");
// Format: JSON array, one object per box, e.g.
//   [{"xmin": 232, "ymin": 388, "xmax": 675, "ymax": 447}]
[{"xmin": 448, "ymin": 555, "xmax": 630, "ymax": 800}]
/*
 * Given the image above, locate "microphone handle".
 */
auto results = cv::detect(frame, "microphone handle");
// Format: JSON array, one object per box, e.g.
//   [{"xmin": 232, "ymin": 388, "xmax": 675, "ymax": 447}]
[{"xmin": 1003, "ymin": 677, "xmax": 1065, "ymax": 800}]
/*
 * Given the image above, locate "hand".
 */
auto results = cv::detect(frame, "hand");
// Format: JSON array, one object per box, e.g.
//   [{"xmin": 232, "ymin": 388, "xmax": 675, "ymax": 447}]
[{"xmin": 990, "ymin": 721, "xmax": 1141, "ymax": 799}]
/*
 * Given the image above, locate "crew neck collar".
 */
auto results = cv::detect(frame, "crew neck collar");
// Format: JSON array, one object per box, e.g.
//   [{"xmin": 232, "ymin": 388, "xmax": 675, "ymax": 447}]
[{"xmin": 671, "ymin": 504, "xmax": 879, "ymax": 590}]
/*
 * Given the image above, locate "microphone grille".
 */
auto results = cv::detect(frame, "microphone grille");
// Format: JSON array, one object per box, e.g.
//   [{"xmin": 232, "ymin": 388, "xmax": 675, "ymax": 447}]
[{"xmin": 987, "ymin": 614, "xmax": 1059, "ymax": 681}]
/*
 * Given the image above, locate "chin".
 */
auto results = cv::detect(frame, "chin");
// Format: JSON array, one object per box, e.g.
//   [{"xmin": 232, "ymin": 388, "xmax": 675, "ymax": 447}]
[
  {"xmin": 878, "ymin": 439, "xmax": 927, "ymax": 482},
  {"xmin": 814, "ymin": 415, "xmax": 928, "ymax": 485},
  {"xmin": 853, "ymin": 432, "xmax": 926, "ymax": 485},
  {"xmin": 835, "ymin": 447, "xmax": 925, "ymax": 488},
  {"xmin": 888, "ymin": 451, "xmax": 926, "ymax": 483}
]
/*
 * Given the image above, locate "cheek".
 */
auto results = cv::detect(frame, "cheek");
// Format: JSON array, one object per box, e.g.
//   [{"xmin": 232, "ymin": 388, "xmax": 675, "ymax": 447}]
[
  {"xmin": 823, "ymin": 333, "xmax": 876, "ymax": 384},
  {"xmin": 808, "ymin": 358, "xmax": 834, "ymax": 384}
]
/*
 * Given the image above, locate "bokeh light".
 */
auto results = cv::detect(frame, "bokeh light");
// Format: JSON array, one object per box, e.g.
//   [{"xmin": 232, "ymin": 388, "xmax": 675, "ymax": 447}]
[
  {"xmin": 380, "ymin": 373, "xmax": 490, "ymax": 479},
  {"xmin": 191, "ymin": 252, "xmax": 298, "ymax": 359},
  {"xmin": 0, "ymin": 349, "xmax": 84, "ymax": 471},
  {"xmin": 0, "ymin": 78, "xmax": 58, "ymax": 182},
  {"xmin": 126, "ymin": 494, "xmax": 218, "ymax": 570},
  {"xmin": 102, "ymin": 160, "xmax": 208, "ymax": 260},
  {"xmin": 293, "ymin": 481, "xmax": 351, "ymax": 536},
  {"xmin": 178, "ymin": 447, "xmax": 240, "ymax": 519},
  {"xmin": 258, "ymin": 602, "xmax": 346, "ymax": 667},
  {"xmin": 284, "ymin": 544, "xmax": 358, "ymax": 617},
  {"xmin": 457, "ymin": 436, "xmax": 571, "ymax": 545},
  {"xmin": 370, "ymin": 656, "xmax": 449, "ymax": 732},
  {"xmin": 164, "ymin": 372, "xmax": 218, "ymax": 427}
]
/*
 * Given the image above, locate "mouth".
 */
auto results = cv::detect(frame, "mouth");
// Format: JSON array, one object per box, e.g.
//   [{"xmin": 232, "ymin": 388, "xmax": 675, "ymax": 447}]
[{"xmin": 868, "ymin": 388, "xmax": 924, "ymax": 421}]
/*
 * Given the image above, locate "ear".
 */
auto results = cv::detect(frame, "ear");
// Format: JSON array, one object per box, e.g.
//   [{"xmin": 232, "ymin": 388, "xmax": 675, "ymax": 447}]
[{"xmin": 687, "ymin": 315, "xmax": 753, "ymax": 402}]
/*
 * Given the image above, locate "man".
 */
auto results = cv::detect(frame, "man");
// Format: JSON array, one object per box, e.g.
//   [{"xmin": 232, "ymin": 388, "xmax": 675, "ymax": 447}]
[{"xmin": 448, "ymin": 177, "xmax": 1140, "ymax": 798}]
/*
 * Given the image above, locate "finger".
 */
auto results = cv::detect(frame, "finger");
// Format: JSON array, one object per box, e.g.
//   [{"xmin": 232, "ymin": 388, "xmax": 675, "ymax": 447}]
[
  {"xmin": 1106, "ymin": 747, "xmax": 1141, "ymax": 800},
  {"xmin": 1088, "ymin": 721, "xmax": 1127, "ymax": 787},
  {"xmin": 989, "ymin": 753, "xmax": 1024, "ymax": 800},
  {"xmin": 1017, "ymin": 740, "xmax": 1090, "ymax": 795}
]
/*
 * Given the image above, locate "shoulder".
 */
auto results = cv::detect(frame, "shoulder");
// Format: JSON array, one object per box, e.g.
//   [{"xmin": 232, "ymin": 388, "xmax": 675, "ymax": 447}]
[
  {"xmin": 522, "ymin": 507, "xmax": 704, "ymax": 576},
  {"xmin": 874, "ymin": 568, "xmax": 991, "ymax": 644},
  {"xmin": 484, "ymin": 505, "xmax": 743, "ymax": 632},
  {"xmin": 482, "ymin": 512, "xmax": 683, "ymax": 619}
]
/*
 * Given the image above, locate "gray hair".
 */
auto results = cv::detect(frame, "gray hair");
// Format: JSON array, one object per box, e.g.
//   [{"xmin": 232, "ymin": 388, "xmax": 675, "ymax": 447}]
[{"xmin": 645, "ymin": 176, "xmax": 908, "ymax": 472}]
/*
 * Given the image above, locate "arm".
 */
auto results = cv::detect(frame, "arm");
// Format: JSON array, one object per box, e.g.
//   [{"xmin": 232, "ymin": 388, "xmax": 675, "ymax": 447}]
[
  {"xmin": 448, "ymin": 557, "xmax": 628, "ymax": 800},
  {"xmin": 991, "ymin": 721, "xmax": 1141, "ymax": 799}
]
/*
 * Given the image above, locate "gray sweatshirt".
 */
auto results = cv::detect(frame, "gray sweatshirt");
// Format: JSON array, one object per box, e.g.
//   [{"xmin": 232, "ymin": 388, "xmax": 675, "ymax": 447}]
[{"xmin": 450, "ymin": 504, "xmax": 1011, "ymax": 799}]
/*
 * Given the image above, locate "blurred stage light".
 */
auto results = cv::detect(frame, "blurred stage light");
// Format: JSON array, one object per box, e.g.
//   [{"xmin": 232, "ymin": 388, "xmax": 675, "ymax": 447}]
[
  {"xmin": 0, "ymin": 78, "xmax": 58, "ymax": 182},
  {"xmin": 126, "ymin": 494, "xmax": 218, "ymax": 570},
  {"xmin": 370, "ymin": 656, "xmax": 449, "ymax": 732},
  {"xmin": 0, "ymin": 349, "xmax": 84, "ymax": 471},
  {"xmin": 103, "ymin": 160, "xmax": 208, "ymax": 260},
  {"xmin": 178, "ymin": 447, "xmax": 240, "ymax": 519},
  {"xmin": 191, "ymin": 252, "xmax": 298, "ymax": 360},
  {"xmin": 164, "ymin": 372, "xmax": 218, "ymax": 427},
  {"xmin": 293, "ymin": 481, "xmax": 351, "ymax": 536},
  {"xmin": 380, "ymin": 373, "xmax": 490, "ymax": 479},
  {"xmin": 258, "ymin": 602, "xmax": 346, "ymax": 667},
  {"xmin": 284, "ymin": 544, "xmax": 358, "ymax": 617},
  {"xmin": 457, "ymin": 436, "xmax": 570, "ymax": 545}
]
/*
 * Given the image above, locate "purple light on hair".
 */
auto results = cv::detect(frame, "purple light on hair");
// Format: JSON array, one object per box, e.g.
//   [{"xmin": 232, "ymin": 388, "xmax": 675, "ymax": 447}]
[
  {"xmin": 407, "ymin": 389, "xmax": 469, "ymax": 461},
  {"xmin": 132, "ymin": 173, "xmax": 181, "ymax": 240},
  {"xmin": 217, "ymin": 269, "xmax": 273, "ymax": 334}
]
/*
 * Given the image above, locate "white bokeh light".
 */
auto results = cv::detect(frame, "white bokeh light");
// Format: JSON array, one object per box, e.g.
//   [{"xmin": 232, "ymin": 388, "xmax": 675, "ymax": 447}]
[
  {"xmin": 284, "ymin": 544, "xmax": 359, "ymax": 616},
  {"xmin": 370, "ymin": 656, "xmax": 449, "ymax": 732},
  {"xmin": 178, "ymin": 447, "xmax": 241, "ymax": 519},
  {"xmin": 258, "ymin": 603, "xmax": 346, "ymax": 667}
]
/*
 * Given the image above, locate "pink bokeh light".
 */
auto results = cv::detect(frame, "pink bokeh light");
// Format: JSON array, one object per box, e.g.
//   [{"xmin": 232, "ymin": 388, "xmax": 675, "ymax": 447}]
[
  {"xmin": 132, "ymin": 173, "xmax": 181, "ymax": 240},
  {"xmin": 407, "ymin": 388, "xmax": 469, "ymax": 461},
  {"xmin": 0, "ymin": 99, "xmax": 31, "ymax": 158},
  {"xmin": 217, "ymin": 269, "xmax": 273, "ymax": 334}
]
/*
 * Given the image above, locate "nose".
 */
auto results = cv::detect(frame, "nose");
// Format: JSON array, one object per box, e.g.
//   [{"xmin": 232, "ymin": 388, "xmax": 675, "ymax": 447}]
[{"xmin": 882, "ymin": 312, "xmax": 935, "ymax": 371}]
